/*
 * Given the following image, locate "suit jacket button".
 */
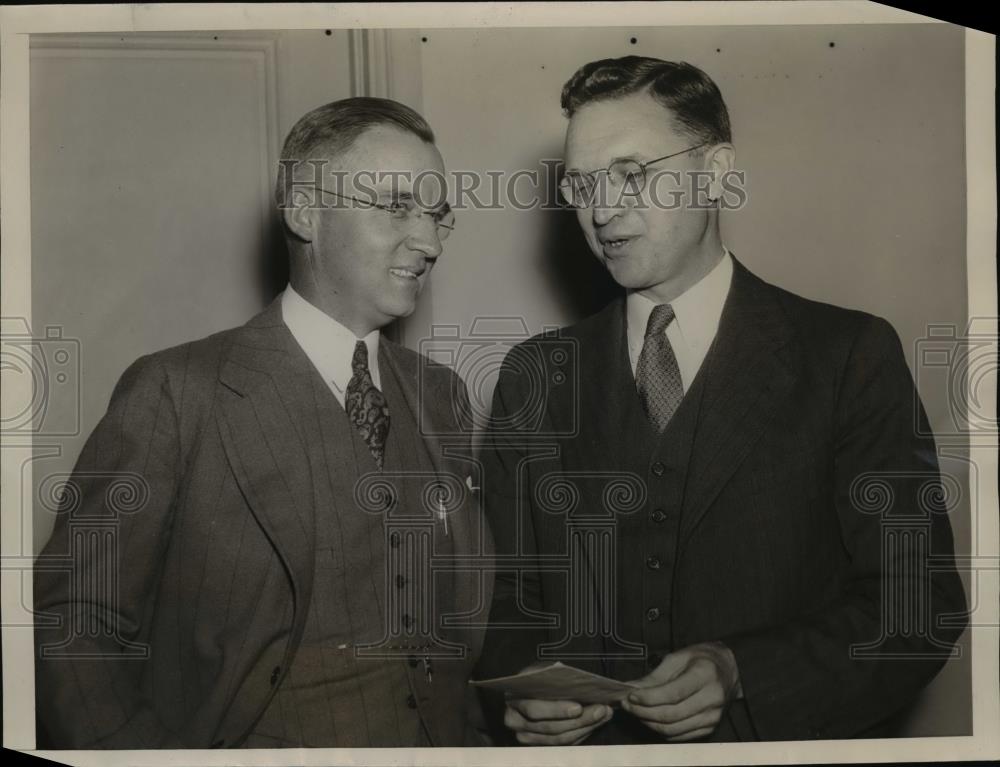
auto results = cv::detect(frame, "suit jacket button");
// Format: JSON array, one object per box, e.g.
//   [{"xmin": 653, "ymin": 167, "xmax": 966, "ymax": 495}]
[
  {"xmin": 651, "ymin": 462, "xmax": 666, "ymax": 477},
  {"xmin": 270, "ymin": 665, "xmax": 281, "ymax": 685},
  {"xmin": 407, "ymin": 693, "xmax": 418, "ymax": 709},
  {"xmin": 646, "ymin": 555, "xmax": 661, "ymax": 570},
  {"xmin": 646, "ymin": 607, "xmax": 661, "ymax": 622},
  {"xmin": 650, "ymin": 509, "xmax": 667, "ymax": 523}
]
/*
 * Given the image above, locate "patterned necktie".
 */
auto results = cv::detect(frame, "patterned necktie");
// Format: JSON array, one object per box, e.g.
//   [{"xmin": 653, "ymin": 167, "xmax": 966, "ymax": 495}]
[
  {"xmin": 635, "ymin": 304, "xmax": 684, "ymax": 432},
  {"xmin": 345, "ymin": 340, "xmax": 390, "ymax": 470}
]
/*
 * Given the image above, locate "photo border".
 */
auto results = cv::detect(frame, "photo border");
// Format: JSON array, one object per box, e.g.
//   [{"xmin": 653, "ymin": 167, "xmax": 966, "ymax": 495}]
[{"xmin": 2, "ymin": 3, "xmax": 996, "ymax": 765}]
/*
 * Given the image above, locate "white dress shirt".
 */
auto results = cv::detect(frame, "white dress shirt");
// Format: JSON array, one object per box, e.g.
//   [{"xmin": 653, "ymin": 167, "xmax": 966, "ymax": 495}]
[
  {"xmin": 281, "ymin": 284, "xmax": 381, "ymax": 407},
  {"xmin": 626, "ymin": 251, "xmax": 734, "ymax": 391}
]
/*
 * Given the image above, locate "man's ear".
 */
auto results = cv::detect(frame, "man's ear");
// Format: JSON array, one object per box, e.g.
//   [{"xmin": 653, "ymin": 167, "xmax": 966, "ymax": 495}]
[
  {"xmin": 281, "ymin": 188, "xmax": 316, "ymax": 243},
  {"xmin": 705, "ymin": 143, "xmax": 735, "ymax": 201}
]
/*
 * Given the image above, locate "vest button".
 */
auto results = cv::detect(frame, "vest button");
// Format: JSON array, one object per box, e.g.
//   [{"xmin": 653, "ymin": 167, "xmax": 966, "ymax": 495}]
[
  {"xmin": 408, "ymin": 655, "xmax": 419, "ymax": 668},
  {"xmin": 407, "ymin": 693, "xmax": 418, "ymax": 709},
  {"xmin": 646, "ymin": 607, "xmax": 661, "ymax": 622},
  {"xmin": 396, "ymin": 574, "xmax": 406, "ymax": 589},
  {"xmin": 646, "ymin": 555, "xmax": 661, "ymax": 570},
  {"xmin": 269, "ymin": 665, "xmax": 281, "ymax": 685},
  {"xmin": 651, "ymin": 462, "xmax": 666, "ymax": 477},
  {"xmin": 650, "ymin": 508, "xmax": 667, "ymax": 523}
]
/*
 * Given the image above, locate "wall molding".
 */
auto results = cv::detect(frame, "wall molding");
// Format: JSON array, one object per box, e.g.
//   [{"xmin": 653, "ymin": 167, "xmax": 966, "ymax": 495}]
[
  {"xmin": 30, "ymin": 33, "xmax": 281, "ymax": 217},
  {"xmin": 348, "ymin": 29, "xmax": 392, "ymax": 99},
  {"xmin": 348, "ymin": 29, "xmax": 424, "ymax": 109}
]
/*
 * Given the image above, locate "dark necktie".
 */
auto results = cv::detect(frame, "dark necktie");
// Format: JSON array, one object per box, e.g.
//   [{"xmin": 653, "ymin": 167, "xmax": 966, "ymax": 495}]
[
  {"xmin": 635, "ymin": 304, "xmax": 684, "ymax": 431},
  {"xmin": 345, "ymin": 340, "xmax": 390, "ymax": 470}
]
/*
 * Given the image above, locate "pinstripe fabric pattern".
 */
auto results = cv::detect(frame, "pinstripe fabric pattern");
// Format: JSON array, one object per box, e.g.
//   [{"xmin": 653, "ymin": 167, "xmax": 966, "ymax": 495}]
[
  {"xmin": 33, "ymin": 298, "xmax": 493, "ymax": 749},
  {"xmin": 248, "ymin": 358, "xmax": 461, "ymax": 746}
]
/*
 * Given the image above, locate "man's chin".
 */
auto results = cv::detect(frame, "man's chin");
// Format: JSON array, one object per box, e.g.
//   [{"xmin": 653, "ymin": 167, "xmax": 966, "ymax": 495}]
[
  {"xmin": 377, "ymin": 302, "xmax": 418, "ymax": 325},
  {"xmin": 604, "ymin": 261, "xmax": 652, "ymax": 291}
]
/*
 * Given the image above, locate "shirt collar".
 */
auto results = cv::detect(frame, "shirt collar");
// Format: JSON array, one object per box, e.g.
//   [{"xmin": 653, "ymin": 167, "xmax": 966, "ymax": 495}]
[
  {"xmin": 627, "ymin": 250, "xmax": 734, "ymax": 356},
  {"xmin": 280, "ymin": 284, "xmax": 381, "ymax": 393}
]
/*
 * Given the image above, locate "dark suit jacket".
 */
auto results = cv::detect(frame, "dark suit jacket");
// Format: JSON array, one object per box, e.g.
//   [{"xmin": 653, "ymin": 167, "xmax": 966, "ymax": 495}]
[
  {"xmin": 34, "ymin": 299, "xmax": 493, "ymax": 749},
  {"xmin": 476, "ymin": 259, "xmax": 967, "ymax": 742}
]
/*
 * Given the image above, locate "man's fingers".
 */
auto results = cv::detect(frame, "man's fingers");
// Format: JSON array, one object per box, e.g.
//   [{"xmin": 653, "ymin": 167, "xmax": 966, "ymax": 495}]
[
  {"xmin": 514, "ymin": 708, "xmax": 613, "ymax": 745},
  {"xmin": 506, "ymin": 702, "xmax": 609, "ymax": 735},
  {"xmin": 627, "ymin": 660, "xmax": 712, "ymax": 707},
  {"xmin": 508, "ymin": 697, "xmax": 584, "ymax": 722},
  {"xmin": 624, "ymin": 686, "xmax": 721, "ymax": 724},
  {"xmin": 646, "ymin": 708, "xmax": 722, "ymax": 738}
]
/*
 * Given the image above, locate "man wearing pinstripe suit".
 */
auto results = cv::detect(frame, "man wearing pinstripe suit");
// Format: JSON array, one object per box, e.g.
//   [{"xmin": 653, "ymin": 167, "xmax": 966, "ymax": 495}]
[{"xmin": 34, "ymin": 98, "xmax": 493, "ymax": 749}]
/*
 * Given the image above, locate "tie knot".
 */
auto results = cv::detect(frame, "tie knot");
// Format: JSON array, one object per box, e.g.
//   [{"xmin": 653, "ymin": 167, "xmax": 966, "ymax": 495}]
[
  {"xmin": 351, "ymin": 339, "xmax": 369, "ymax": 373},
  {"xmin": 645, "ymin": 304, "xmax": 676, "ymax": 337}
]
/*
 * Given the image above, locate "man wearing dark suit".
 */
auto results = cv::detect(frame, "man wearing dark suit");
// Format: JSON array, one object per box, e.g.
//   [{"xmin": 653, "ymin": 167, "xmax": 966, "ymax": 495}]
[
  {"xmin": 34, "ymin": 97, "xmax": 492, "ymax": 748},
  {"xmin": 476, "ymin": 57, "xmax": 966, "ymax": 744}
]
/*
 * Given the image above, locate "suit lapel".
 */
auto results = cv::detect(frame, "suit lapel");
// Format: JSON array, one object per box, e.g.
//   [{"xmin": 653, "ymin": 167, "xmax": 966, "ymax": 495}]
[
  {"xmin": 678, "ymin": 260, "xmax": 798, "ymax": 547},
  {"xmin": 216, "ymin": 299, "xmax": 319, "ymax": 611},
  {"xmin": 572, "ymin": 298, "xmax": 656, "ymax": 465},
  {"xmin": 570, "ymin": 300, "xmax": 657, "ymax": 665}
]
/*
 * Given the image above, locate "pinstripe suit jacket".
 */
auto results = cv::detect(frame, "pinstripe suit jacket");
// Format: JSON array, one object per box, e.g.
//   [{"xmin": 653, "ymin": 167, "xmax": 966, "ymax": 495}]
[{"xmin": 33, "ymin": 299, "xmax": 493, "ymax": 749}]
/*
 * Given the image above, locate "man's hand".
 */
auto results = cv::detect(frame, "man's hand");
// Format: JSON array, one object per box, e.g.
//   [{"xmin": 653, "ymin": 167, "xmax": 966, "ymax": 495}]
[
  {"xmin": 621, "ymin": 641, "xmax": 742, "ymax": 742},
  {"xmin": 503, "ymin": 698, "xmax": 613, "ymax": 745}
]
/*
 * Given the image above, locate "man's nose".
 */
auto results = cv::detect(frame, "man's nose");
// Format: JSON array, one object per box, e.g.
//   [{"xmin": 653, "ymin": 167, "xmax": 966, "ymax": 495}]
[
  {"xmin": 406, "ymin": 217, "xmax": 444, "ymax": 260},
  {"xmin": 591, "ymin": 199, "xmax": 624, "ymax": 227}
]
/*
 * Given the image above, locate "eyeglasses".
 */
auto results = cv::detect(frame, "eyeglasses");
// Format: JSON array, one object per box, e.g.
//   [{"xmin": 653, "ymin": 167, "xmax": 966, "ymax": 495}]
[
  {"xmin": 304, "ymin": 185, "xmax": 455, "ymax": 241},
  {"xmin": 558, "ymin": 142, "xmax": 709, "ymax": 209}
]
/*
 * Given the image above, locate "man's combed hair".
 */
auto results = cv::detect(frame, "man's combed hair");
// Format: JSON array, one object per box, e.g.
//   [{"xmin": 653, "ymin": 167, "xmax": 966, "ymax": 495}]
[
  {"xmin": 275, "ymin": 96, "xmax": 435, "ymax": 209},
  {"xmin": 561, "ymin": 56, "xmax": 732, "ymax": 146}
]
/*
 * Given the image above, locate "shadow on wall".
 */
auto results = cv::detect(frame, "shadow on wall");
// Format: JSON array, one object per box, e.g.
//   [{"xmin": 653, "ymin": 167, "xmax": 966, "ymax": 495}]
[
  {"xmin": 538, "ymin": 192, "xmax": 622, "ymax": 324},
  {"xmin": 258, "ymin": 212, "xmax": 291, "ymax": 304}
]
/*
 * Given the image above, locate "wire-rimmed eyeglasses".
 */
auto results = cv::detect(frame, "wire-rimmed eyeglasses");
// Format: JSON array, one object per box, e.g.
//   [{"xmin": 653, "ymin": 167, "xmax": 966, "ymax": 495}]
[
  {"xmin": 302, "ymin": 185, "xmax": 455, "ymax": 240},
  {"xmin": 559, "ymin": 142, "xmax": 709, "ymax": 209}
]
